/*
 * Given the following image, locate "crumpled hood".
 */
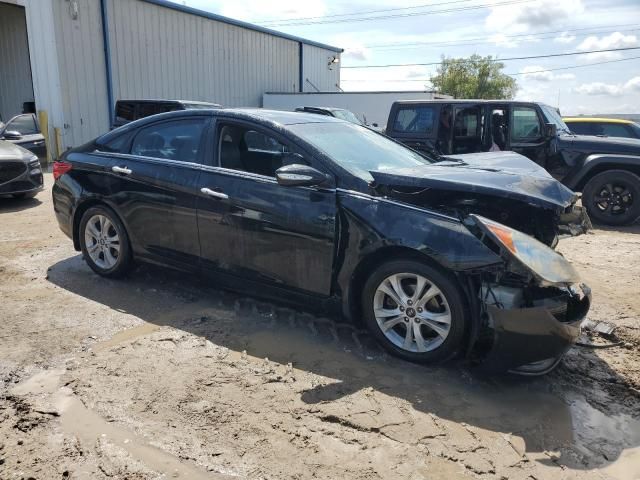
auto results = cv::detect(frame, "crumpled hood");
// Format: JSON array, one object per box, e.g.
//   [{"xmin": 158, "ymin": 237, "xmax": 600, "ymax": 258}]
[{"xmin": 370, "ymin": 151, "xmax": 578, "ymax": 211}]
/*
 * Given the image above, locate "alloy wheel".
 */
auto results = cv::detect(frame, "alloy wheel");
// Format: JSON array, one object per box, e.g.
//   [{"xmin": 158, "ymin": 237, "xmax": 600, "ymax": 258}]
[
  {"xmin": 593, "ymin": 182, "xmax": 634, "ymax": 217},
  {"xmin": 84, "ymin": 214, "xmax": 121, "ymax": 269},
  {"xmin": 373, "ymin": 273, "xmax": 451, "ymax": 353}
]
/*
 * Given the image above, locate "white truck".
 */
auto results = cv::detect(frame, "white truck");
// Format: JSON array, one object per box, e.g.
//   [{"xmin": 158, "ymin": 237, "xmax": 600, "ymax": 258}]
[{"xmin": 262, "ymin": 91, "xmax": 451, "ymax": 130}]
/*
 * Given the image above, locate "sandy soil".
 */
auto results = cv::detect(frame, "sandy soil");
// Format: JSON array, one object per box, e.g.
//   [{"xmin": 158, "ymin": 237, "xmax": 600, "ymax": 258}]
[{"xmin": 1, "ymin": 174, "xmax": 639, "ymax": 480}]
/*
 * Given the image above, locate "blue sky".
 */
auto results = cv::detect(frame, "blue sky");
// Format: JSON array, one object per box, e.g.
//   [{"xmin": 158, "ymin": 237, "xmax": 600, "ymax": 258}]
[{"xmin": 173, "ymin": 0, "xmax": 640, "ymax": 115}]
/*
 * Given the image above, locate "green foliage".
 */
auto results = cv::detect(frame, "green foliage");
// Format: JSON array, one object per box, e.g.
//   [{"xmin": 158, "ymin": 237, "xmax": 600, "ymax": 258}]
[{"xmin": 430, "ymin": 54, "xmax": 518, "ymax": 99}]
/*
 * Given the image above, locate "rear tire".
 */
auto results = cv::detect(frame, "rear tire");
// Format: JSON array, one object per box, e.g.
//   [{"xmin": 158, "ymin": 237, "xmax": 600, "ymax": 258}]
[
  {"xmin": 79, "ymin": 205, "xmax": 132, "ymax": 278},
  {"xmin": 583, "ymin": 170, "xmax": 640, "ymax": 226},
  {"xmin": 361, "ymin": 259, "xmax": 467, "ymax": 364}
]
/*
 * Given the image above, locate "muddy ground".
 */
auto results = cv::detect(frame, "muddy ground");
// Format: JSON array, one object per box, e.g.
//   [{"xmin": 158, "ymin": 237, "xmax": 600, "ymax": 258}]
[{"xmin": 1, "ymin": 173, "xmax": 639, "ymax": 480}]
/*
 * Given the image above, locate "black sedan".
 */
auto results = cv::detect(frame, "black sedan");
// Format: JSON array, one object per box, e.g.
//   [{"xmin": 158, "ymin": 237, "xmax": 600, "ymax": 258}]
[
  {"xmin": 52, "ymin": 109, "xmax": 591, "ymax": 374},
  {"xmin": 0, "ymin": 139, "xmax": 43, "ymax": 198}
]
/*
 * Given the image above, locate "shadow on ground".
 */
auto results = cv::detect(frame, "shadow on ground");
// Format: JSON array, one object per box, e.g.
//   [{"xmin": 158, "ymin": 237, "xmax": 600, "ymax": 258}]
[
  {"xmin": 47, "ymin": 254, "xmax": 640, "ymax": 470},
  {"xmin": 0, "ymin": 196, "xmax": 42, "ymax": 213}
]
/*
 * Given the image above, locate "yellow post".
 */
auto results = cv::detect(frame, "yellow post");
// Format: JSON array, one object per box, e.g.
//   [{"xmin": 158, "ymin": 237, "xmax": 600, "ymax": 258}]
[
  {"xmin": 54, "ymin": 127, "xmax": 63, "ymax": 160},
  {"xmin": 37, "ymin": 110, "xmax": 51, "ymax": 165}
]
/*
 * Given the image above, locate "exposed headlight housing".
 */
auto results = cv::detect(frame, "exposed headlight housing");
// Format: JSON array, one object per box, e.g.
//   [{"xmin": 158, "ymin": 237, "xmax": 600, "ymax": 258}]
[{"xmin": 470, "ymin": 214, "xmax": 580, "ymax": 286}]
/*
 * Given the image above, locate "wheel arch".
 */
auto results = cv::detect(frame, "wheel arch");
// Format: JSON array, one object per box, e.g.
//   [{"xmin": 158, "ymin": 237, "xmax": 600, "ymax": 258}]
[
  {"xmin": 568, "ymin": 155, "xmax": 640, "ymax": 191},
  {"xmin": 346, "ymin": 246, "xmax": 469, "ymax": 325},
  {"xmin": 72, "ymin": 198, "xmax": 130, "ymax": 253}
]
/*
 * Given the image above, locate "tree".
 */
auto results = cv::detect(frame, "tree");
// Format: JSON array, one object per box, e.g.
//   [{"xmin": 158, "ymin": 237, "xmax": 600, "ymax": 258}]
[{"xmin": 430, "ymin": 54, "xmax": 518, "ymax": 99}]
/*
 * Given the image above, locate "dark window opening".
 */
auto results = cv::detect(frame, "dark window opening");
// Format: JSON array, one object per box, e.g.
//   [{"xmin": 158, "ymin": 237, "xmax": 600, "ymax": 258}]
[
  {"xmin": 218, "ymin": 124, "xmax": 304, "ymax": 177},
  {"xmin": 130, "ymin": 119, "xmax": 206, "ymax": 163},
  {"xmin": 393, "ymin": 106, "xmax": 436, "ymax": 134}
]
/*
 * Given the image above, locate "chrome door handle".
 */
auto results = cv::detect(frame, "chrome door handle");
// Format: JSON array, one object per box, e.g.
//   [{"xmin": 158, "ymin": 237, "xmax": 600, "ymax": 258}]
[
  {"xmin": 112, "ymin": 166, "xmax": 132, "ymax": 175},
  {"xmin": 200, "ymin": 187, "xmax": 229, "ymax": 200}
]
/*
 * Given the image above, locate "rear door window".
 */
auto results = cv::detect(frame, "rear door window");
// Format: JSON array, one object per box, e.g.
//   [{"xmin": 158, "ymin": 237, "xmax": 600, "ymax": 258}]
[
  {"xmin": 393, "ymin": 106, "xmax": 436, "ymax": 134},
  {"xmin": 130, "ymin": 118, "xmax": 207, "ymax": 163}
]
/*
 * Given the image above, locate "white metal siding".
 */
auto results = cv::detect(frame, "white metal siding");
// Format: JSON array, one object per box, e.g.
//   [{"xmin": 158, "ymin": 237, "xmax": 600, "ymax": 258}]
[
  {"xmin": 302, "ymin": 44, "xmax": 339, "ymax": 93},
  {"xmin": 105, "ymin": 0, "xmax": 300, "ymax": 107},
  {"xmin": 0, "ymin": 2, "xmax": 34, "ymax": 122},
  {"xmin": 52, "ymin": 0, "xmax": 110, "ymax": 148}
]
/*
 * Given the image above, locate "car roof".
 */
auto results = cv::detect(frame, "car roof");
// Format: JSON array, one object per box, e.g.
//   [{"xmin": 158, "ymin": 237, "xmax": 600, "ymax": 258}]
[
  {"xmin": 116, "ymin": 99, "xmax": 219, "ymax": 106},
  {"xmin": 391, "ymin": 99, "xmax": 550, "ymax": 107},
  {"xmin": 563, "ymin": 117, "xmax": 635, "ymax": 124},
  {"xmin": 98, "ymin": 108, "xmax": 346, "ymax": 144}
]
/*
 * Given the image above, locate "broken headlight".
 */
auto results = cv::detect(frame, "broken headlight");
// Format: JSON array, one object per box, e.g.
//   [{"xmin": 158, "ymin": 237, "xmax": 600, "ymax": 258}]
[{"xmin": 470, "ymin": 214, "xmax": 580, "ymax": 286}]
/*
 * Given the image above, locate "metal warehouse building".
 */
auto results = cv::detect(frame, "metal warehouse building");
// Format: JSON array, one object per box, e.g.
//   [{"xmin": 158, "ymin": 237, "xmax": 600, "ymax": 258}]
[{"xmin": 0, "ymin": 0, "xmax": 342, "ymax": 156}]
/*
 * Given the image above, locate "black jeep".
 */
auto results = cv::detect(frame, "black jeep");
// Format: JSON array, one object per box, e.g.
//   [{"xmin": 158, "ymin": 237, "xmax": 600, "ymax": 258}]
[{"xmin": 386, "ymin": 100, "xmax": 640, "ymax": 225}]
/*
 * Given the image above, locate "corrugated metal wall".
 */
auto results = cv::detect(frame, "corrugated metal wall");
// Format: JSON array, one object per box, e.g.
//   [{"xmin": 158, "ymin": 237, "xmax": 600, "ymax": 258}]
[
  {"xmin": 51, "ymin": 0, "xmax": 110, "ymax": 149},
  {"xmin": 0, "ymin": 2, "xmax": 34, "ymax": 122},
  {"xmin": 16, "ymin": 0, "xmax": 341, "ymax": 149},
  {"xmin": 105, "ymin": 0, "xmax": 300, "ymax": 107},
  {"xmin": 302, "ymin": 44, "xmax": 340, "ymax": 92}
]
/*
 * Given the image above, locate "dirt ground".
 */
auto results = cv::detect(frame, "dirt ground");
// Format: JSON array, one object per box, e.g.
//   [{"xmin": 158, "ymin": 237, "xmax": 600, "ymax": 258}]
[{"xmin": 1, "ymin": 173, "xmax": 639, "ymax": 480}]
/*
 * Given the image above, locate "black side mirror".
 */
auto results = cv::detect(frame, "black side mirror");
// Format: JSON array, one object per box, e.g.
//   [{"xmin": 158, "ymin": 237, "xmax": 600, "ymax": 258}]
[
  {"xmin": 545, "ymin": 123, "xmax": 558, "ymax": 138},
  {"xmin": 3, "ymin": 130, "xmax": 22, "ymax": 140},
  {"xmin": 275, "ymin": 164, "xmax": 328, "ymax": 187}
]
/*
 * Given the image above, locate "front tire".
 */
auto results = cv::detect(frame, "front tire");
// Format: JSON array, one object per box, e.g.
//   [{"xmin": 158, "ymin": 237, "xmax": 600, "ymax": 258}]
[
  {"xmin": 361, "ymin": 260, "xmax": 468, "ymax": 364},
  {"xmin": 79, "ymin": 205, "xmax": 132, "ymax": 278},
  {"xmin": 582, "ymin": 170, "xmax": 640, "ymax": 226}
]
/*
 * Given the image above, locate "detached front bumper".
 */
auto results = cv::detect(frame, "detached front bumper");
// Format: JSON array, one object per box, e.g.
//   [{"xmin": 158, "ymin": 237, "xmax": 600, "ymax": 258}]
[{"xmin": 478, "ymin": 283, "xmax": 591, "ymax": 375}]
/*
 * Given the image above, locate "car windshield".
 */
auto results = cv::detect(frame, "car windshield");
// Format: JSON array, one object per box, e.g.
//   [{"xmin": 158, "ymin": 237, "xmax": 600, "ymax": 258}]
[
  {"xmin": 331, "ymin": 109, "xmax": 363, "ymax": 125},
  {"xmin": 290, "ymin": 122, "xmax": 432, "ymax": 181},
  {"xmin": 540, "ymin": 105, "xmax": 572, "ymax": 135}
]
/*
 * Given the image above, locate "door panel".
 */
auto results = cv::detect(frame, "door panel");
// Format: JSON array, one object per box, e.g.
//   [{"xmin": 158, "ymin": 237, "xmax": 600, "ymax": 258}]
[
  {"xmin": 106, "ymin": 156, "xmax": 201, "ymax": 267},
  {"xmin": 197, "ymin": 169, "xmax": 336, "ymax": 296},
  {"xmin": 100, "ymin": 116, "xmax": 210, "ymax": 268}
]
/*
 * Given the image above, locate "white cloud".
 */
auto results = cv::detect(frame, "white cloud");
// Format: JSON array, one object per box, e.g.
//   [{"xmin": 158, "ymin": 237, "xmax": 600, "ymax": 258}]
[
  {"xmin": 574, "ymin": 76, "xmax": 640, "ymax": 96},
  {"xmin": 575, "ymin": 82, "xmax": 624, "ymax": 96},
  {"xmin": 624, "ymin": 76, "xmax": 640, "ymax": 92},
  {"xmin": 486, "ymin": 0, "xmax": 584, "ymax": 34},
  {"xmin": 554, "ymin": 32, "xmax": 576, "ymax": 44},
  {"xmin": 576, "ymin": 32, "xmax": 639, "ymax": 61},
  {"xmin": 519, "ymin": 66, "xmax": 576, "ymax": 82},
  {"xmin": 342, "ymin": 44, "xmax": 371, "ymax": 61}
]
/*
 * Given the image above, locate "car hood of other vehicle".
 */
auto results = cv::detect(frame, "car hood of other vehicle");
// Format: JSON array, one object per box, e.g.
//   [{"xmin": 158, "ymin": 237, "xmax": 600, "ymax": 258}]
[
  {"xmin": 0, "ymin": 139, "xmax": 33, "ymax": 162},
  {"xmin": 558, "ymin": 133, "xmax": 640, "ymax": 155},
  {"xmin": 370, "ymin": 151, "xmax": 578, "ymax": 211}
]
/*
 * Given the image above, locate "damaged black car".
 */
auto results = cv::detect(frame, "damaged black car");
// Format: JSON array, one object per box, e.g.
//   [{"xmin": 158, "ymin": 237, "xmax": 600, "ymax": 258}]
[{"xmin": 52, "ymin": 109, "xmax": 591, "ymax": 374}]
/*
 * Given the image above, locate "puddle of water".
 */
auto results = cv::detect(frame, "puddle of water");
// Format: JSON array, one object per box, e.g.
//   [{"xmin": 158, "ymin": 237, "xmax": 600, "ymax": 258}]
[
  {"xmin": 569, "ymin": 397, "xmax": 640, "ymax": 479},
  {"xmin": 92, "ymin": 323, "xmax": 161, "ymax": 352}
]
